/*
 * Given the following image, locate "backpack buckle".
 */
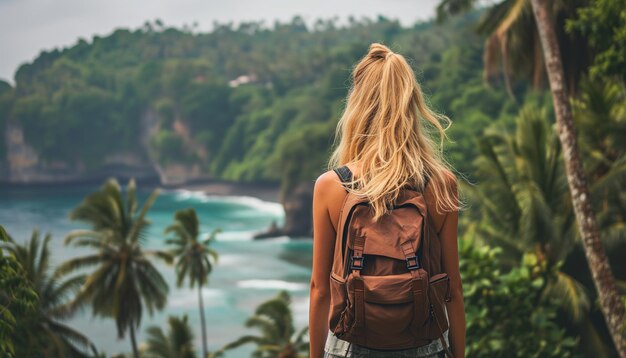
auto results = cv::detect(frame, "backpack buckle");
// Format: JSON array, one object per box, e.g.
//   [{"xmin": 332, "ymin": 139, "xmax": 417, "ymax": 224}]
[
  {"xmin": 406, "ymin": 255, "xmax": 420, "ymax": 270},
  {"xmin": 351, "ymin": 255, "xmax": 364, "ymax": 270}
]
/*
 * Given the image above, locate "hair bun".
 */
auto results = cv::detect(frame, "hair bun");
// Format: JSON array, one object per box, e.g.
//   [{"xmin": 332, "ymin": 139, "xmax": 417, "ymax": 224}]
[{"xmin": 368, "ymin": 43, "xmax": 393, "ymax": 60}]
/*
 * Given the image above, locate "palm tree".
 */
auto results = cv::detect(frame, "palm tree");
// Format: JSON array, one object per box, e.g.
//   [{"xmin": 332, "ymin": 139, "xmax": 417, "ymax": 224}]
[
  {"xmin": 56, "ymin": 178, "xmax": 172, "ymax": 358},
  {"xmin": 468, "ymin": 106, "xmax": 624, "ymax": 352},
  {"xmin": 472, "ymin": 107, "xmax": 594, "ymax": 301},
  {"xmin": 143, "ymin": 315, "xmax": 196, "ymax": 358},
  {"xmin": 165, "ymin": 208, "xmax": 220, "ymax": 358},
  {"xmin": 469, "ymin": 106, "xmax": 573, "ymax": 267},
  {"xmin": 0, "ymin": 225, "xmax": 38, "ymax": 358},
  {"xmin": 436, "ymin": 0, "xmax": 588, "ymax": 98},
  {"xmin": 530, "ymin": 2, "xmax": 624, "ymax": 353},
  {"xmin": 572, "ymin": 79, "xmax": 626, "ymax": 256},
  {"xmin": 221, "ymin": 290, "xmax": 309, "ymax": 358},
  {"xmin": 437, "ymin": 0, "xmax": 626, "ymax": 352},
  {"xmin": 1, "ymin": 230, "xmax": 97, "ymax": 357}
]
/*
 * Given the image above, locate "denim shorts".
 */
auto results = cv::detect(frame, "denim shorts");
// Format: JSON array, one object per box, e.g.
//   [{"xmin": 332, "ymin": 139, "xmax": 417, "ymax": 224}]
[
  {"xmin": 324, "ymin": 306, "xmax": 450, "ymax": 357},
  {"xmin": 323, "ymin": 349, "xmax": 446, "ymax": 358},
  {"xmin": 323, "ymin": 328, "xmax": 449, "ymax": 358}
]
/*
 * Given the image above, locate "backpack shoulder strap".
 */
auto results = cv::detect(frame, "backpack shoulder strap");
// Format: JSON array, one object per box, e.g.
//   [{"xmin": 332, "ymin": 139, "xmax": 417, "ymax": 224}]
[
  {"xmin": 335, "ymin": 166, "xmax": 425, "ymax": 191},
  {"xmin": 333, "ymin": 166, "xmax": 353, "ymax": 191}
]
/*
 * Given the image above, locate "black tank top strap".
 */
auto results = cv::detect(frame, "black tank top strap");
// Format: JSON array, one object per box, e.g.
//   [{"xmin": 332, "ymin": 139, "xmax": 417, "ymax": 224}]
[
  {"xmin": 333, "ymin": 166, "xmax": 429, "ymax": 192},
  {"xmin": 333, "ymin": 166, "xmax": 353, "ymax": 191}
]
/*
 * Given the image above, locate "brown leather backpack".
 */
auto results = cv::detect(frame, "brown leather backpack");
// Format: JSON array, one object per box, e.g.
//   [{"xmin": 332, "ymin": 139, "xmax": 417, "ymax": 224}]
[{"xmin": 328, "ymin": 166, "xmax": 453, "ymax": 357}]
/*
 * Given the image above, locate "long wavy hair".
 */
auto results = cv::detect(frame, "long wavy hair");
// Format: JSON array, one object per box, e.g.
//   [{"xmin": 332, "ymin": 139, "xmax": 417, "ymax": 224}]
[{"xmin": 328, "ymin": 43, "xmax": 459, "ymax": 220}]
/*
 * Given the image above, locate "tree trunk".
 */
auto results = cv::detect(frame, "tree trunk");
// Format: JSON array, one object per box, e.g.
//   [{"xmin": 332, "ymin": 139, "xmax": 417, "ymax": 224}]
[
  {"xmin": 198, "ymin": 283, "xmax": 208, "ymax": 358},
  {"xmin": 129, "ymin": 323, "xmax": 139, "ymax": 358},
  {"xmin": 529, "ymin": 0, "xmax": 626, "ymax": 356}
]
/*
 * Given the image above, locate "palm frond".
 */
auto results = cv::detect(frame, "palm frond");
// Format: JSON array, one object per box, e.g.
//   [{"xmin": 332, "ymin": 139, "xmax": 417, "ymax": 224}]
[
  {"xmin": 65, "ymin": 229, "xmax": 103, "ymax": 243},
  {"xmin": 246, "ymin": 316, "xmax": 281, "ymax": 341},
  {"xmin": 144, "ymin": 326, "xmax": 170, "ymax": 358},
  {"xmin": 55, "ymin": 254, "xmax": 104, "ymax": 277},
  {"xmin": 221, "ymin": 335, "xmax": 265, "ymax": 350},
  {"xmin": 435, "ymin": 0, "xmax": 478, "ymax": 22},
  {"xmin": 128, "ymin": 187, "xmax": 160, "ymax": 244},
  {"xmin": 167, "ymin": 315, "xmax": 195, "ymax": 358},
  {"xmin": 164, "ymin": 225, "xmax": 191, "ymax": 243},
  {"xmin": 125, "ymin": 178, "xmax": 138, "ymax": 220},
  {"xmin": 145, "ymin": 249, "xmax": 174, "ymax": 264},
  {"xmin": 203, "ymin": 228, "xmax": 223, "ymax": 244},
  {"xmin": 543, "ymin": 271, "xmax": 590, "ymax": 323},
  {"xmin": 46, "ymin": 319, "xmax": 97, "ymax": 356}
]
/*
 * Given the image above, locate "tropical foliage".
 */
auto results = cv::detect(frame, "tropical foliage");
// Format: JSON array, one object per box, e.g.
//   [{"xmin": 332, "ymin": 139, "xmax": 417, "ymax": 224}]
[
  {"xmin": 467, "ymin": 106, "xmax": 572, "ymax": 266},
  {"xmin": 1, "ymin": 230, "xmax": 96, "ymax": 357},
  {"xmin": 220, "ymin": 290, "xmax": 309, "ymax": 358},
  {"xmin": 459, "ymin": 237, "xmax": 578, "ymax": 357},
  {"xmin": 572, "ymin": 79, "xmax": 626, "ymax": 227},
  {"xmin": 436, "ymin": 0, "xmax": 626, "ymax": 353},
  {"xmin": 437, "ymin": 0, "xmax": 590, "ymax": 96},
  {"xmin": 165, "ymin": 208, "xmax": 220, "ymax": 358},
  {"xmin": 0, "ymin": 225, "xmax": 38, "ymax": 357},
  {"xmin": 55, "ymin": 178, "xmax": 172, "ymax": 358},
  {"xmin": 143, "ymin": 315, "xmax": 196, "ymax": 358},
  {"xmin": 567, "ymin": 0, "xmax": 626, "ymax": 81}
]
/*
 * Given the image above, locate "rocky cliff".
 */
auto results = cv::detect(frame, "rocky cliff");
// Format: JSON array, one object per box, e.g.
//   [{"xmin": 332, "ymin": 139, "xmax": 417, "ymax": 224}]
[
  {"xmin": 1, "ymin": 110, "xmax": 211, "ymax": 186},
  {"xmin": 1, "ymin": 120, "xmax": 158, "ymax": 185},
  {"xmin": 254, "ymin": 181, "xmax": 314, "ymax": 239}
]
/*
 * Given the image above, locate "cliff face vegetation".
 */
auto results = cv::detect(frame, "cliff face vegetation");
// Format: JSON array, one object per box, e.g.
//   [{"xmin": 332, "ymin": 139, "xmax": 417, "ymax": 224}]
[{"xmin": 0, "ymin": 12, "xmax": 534, "ymax": 235}]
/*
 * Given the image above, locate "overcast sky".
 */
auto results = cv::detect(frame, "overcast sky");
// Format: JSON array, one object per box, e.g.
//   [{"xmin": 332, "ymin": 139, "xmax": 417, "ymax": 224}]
[{"xmin": 0, "ymin": 0, "xmax": 442, "ymax": 84}]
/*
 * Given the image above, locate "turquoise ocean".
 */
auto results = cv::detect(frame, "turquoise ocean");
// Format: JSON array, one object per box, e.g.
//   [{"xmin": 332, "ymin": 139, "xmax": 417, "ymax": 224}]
[{"xmin": 0, "ymin": 184, "xmax": 313, "ymax": 357}]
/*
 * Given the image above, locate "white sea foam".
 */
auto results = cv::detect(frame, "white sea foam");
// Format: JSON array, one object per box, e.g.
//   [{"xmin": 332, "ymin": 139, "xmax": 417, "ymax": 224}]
[
  {"xmin": 171, "ymin": 189, "xmax": 211, "ymax": 202},
  {"xmin": 170, "ymin": 189, "xmax": 284, "ymax": 217},
  {"xmin": 212, "ymin": 254, "xmax": 247, "ymax": 266},
  {"xmin": 236, "ymin": 279, "xmax": 308, "ymax": 291},
  {"xmin": 168, "ymin": 287, "xmax": 226, "ymax": 309}
]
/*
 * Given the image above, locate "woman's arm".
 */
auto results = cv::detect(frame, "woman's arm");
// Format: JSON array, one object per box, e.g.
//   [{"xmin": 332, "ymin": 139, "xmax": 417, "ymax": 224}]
[
  {"xmin": 309, "ymin": 173, "xmax": 337, "ymax": 358},
  {"xmin": 439, "ymin": 180, "xmax": 466, "ymax": 358}
]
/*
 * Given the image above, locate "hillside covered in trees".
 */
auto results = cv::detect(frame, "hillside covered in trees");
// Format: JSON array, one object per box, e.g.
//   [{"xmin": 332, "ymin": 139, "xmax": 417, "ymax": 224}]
[{"xmin": 0, "ymin": 12, "xmax": 534, "ymax": 191}]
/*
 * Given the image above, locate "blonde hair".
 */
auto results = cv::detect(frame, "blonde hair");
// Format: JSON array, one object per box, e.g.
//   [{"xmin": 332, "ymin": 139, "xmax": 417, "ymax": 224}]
[{"xmin": 328, "ymin": 43, "xmax": 459, "ymax": 220}]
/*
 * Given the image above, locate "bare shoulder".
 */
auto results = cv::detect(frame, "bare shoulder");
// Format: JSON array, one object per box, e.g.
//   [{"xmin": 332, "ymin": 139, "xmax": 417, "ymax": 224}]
[
  {"xmin": 314, "ymin": 170, "xmax": 347, "ymax": 229},
  {"xmin": 314, "ymin": 170, "xmax": 347, "ymax": 201},
  {"xmin": 314, "ymin": 170, "xmax": 340, "ymax": 194}
]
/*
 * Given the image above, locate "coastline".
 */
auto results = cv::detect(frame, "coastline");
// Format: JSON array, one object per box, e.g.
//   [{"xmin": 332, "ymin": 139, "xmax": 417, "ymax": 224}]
[
  {"xmin": 172, "ymin": 180, "xmax": 281, "ymax": 203},
  {"xmin": 1, "ymin": 178, "xmax": 282, "ymax": 203},
  {"xmin": 0, "ymin": 180, "xmax": 304, "ymax": 356}
]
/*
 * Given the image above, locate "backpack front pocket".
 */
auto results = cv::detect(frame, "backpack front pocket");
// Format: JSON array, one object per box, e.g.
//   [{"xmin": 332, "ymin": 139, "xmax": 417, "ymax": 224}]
[{"xmin": 345, "ymin": 271, "xmax": 429, "ymax": 348}]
